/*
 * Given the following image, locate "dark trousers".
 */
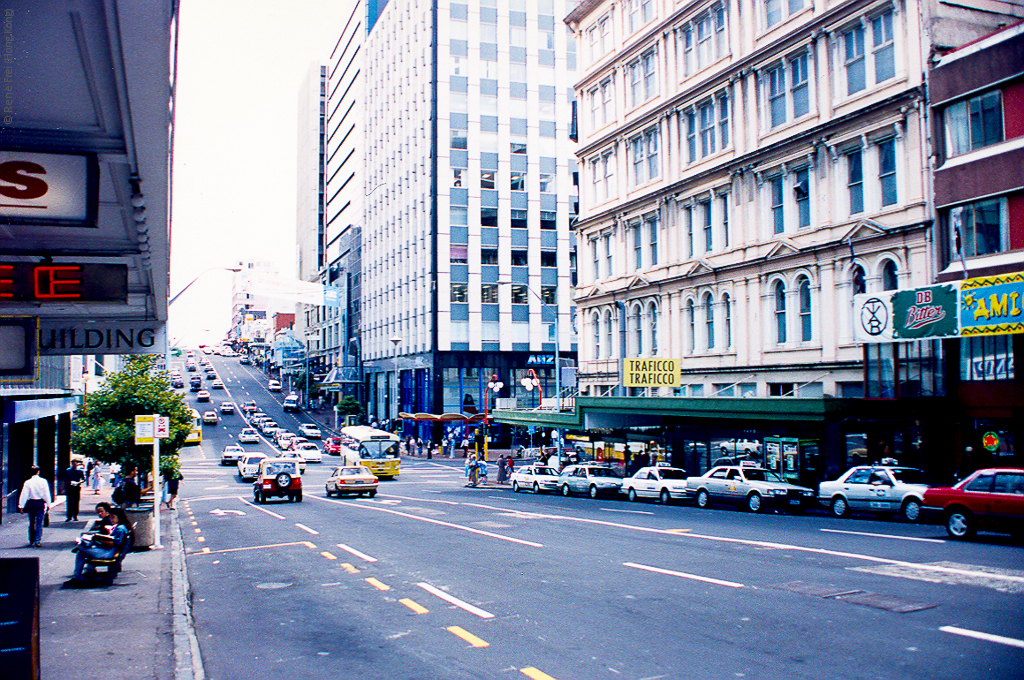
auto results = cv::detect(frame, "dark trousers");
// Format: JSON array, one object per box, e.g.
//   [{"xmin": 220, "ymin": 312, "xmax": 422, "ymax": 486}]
[
  {"xmin": 66, "ymin": 486, "xmax": 81, "ymax": 520},
  {"xmin": 24, "ymin": 499, "xmax": 45, "ymax": 545}
]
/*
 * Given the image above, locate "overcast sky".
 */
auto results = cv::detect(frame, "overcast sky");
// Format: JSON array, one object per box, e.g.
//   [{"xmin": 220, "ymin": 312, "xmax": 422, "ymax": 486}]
[{"xmin": 168, "ymin": 0, "xmax": 352, "ymax": 347}]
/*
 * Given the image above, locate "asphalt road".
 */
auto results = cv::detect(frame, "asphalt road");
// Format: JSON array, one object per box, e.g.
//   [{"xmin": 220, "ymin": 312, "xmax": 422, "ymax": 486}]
[{"xmin": 172, "ymin": 353, "xmax": 1024, "ymax": 680}]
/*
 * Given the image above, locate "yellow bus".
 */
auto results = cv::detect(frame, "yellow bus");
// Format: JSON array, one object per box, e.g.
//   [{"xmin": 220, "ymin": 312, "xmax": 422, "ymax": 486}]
[
  {"xmin": 184, "ymin": 409, "xmax": 202, "ymax": 445},
  {"xmin": 339, "ymin": 426, "xmax": 400, "ymax": 478}
]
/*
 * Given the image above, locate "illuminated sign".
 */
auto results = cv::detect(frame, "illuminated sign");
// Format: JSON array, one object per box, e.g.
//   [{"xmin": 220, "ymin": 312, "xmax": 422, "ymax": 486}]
[
  {"xmin": 622, "ymin": 358, "xmax": 680, "ymax": 387},
  {"xmin": 0, "ymin": 151, "xmax": 98, "ymax": 226},
  {"xmin": 0, "ymin": 263, "xmax": 127, "ymax": 302},
  {"xmin": 38, "ymin": 320, "xmax": 166, "ymax": 356}
]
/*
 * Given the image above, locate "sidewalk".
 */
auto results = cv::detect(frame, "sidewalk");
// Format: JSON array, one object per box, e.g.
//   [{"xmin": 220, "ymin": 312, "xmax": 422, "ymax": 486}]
[{"xmin": 0, "ymin": 486, "xmax": 202, "ymax": 679}]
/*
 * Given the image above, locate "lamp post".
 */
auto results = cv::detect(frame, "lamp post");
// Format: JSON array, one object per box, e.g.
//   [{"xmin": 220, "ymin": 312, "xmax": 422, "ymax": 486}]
[
  {"xmin": 483, "ymin": 374, "xmax": 503, "ymax": 461},
  {"xmin": 520, "ymin": 368, "xmax": 543, "ymax": 407}
]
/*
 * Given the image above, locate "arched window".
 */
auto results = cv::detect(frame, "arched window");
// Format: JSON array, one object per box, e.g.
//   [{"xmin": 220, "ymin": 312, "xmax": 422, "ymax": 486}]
[
  {"xmin": 631, "ymin": 305, "xmax": 642, "ymax": 356},
  {"xmin": 882, "ymin": 260, "xmax": 898, "ymax": 291},
  {"xmin": 798, "ymin": 276, "xmax": 812, "ymax": 341},
  {"xmin": 704, "ymin": 292, "xmax": 715, "ymax": 350},
  {"xmin": 648, "ymin": 303, "xmax": 659, "ymax": 355},
  {"xmin": 723, "ymin": 293, "xmax": 732, "ymax": 348},
  {"xmin": 604, "ymin": 310, "xmax": 614, "ymax": 359},
  {"xmin": 591, "ymin": 312, "xmax": 602, "ymax": 359},
  {"xmin": 686, "ymin": 299, "xmax": 696, "ymax": 353},
  {"xmin": 774, "ymin": 280, "xmax": 787, "ymax": 343},
  {"xmin": 852, "ymin": 265, "xmax": 866, "ymax": 295}
]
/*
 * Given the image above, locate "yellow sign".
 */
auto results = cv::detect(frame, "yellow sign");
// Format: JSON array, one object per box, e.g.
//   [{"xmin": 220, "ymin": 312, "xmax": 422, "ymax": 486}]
[
  {"xmin": 622, "ymin": 358, "xmax": 680, "ymax": 387},
  {"xmin": 134, "ymin": 415, "xmax": 154, "ymax": 445}
]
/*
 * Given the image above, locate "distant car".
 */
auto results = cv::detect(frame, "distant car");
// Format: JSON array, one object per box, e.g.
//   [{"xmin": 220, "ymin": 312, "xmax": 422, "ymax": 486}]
[
  {"xmin": 202, "ymin": 410, "xmax": 218, "ymax": 425},
  {"xmin": 241, "ymin": 400, "xmax": 257, "ymax": 413},
  {"xmin": 219, "ymin": 401, "xmax": 235, "ymax": 415},
  {"xmin": 258, "ymin": 419, "xmax": 278, "ymax": 434},
  {"xmin": 253, "ymin": 458, "xmax": 302, "ymax": 503},
  {"xmin": 558, "ymin": 464, "xmax": 624, "ymax": 498},
  {"xmin": 718, "ymin": 438, "xmax": 762, "ymax": 456},
  {"xmin": 298, "ymin": 423, "xmax": 321, "ymax": 439},
  {"xmin": 211, "ymin": 379, "xmax": 225, "ymax": 389},
  {"xmin": 510, "ymin": 464, "xmax": 560, "ymax": 494},
  {"xmin": 267, "ymin": 380, "xmax": 282, "ymax": 392},
  {"xmin": 283, "ymin": 395, "xmax": 299, "ymax": 412},
  {"xmin": 170, "ymin": 377, "xmax": 184, "ymax": 388},
  {"xmin": 238, "ymin": 453, "xmax": 267, "ymax": 480},
  {"xmin": 238, "ymin": 428, "xmax": 259, "ymax": 444},
  {"xmin": 324, "ymin": 437, "xmax": 343, "ymax": 455},
  {"xmin": 186, "ymin": 362, "xmax": 197, "ymax": 372},
  {"xmin": 622, "ymin": 466, "xmax": 689, "ymax": 504},
  {"xmin": 326, "ymin": 466, "xmax": 378, "ymax": 497},
  {"xmin": 196, "ymin": 390, "xmax": 211, "ymax": 402},
  {"xmin": 276, "ymin": 431, "xmax": 296, "ymax": 449},
  {"xmin": 277, "ymin": 450, "xmax": 307, "ymax": 473},
  {"xmin": 295, "ymin": 442, "xmax": 322, "ymax": 463},
  {"xmin": 220, "ymin": 444, "xmax": 244, "ymax": 465},
  {"xmin": 921, "ymin": 467, "xmax": 1024, "ymax": 539},
  {"xmin": 205, "ymin": 369, "xmax": 216, "ymax": 378},
  {"xmin": 239, "ymin": 355, "xmax": 251, "ymax": 364},
  {"xmin": 818, "ymin": 466, "xmax": 932, "ymax": 521},
  {"xmin": 686, "ymin": 466, "xmax": 815, "ymax": 513}
]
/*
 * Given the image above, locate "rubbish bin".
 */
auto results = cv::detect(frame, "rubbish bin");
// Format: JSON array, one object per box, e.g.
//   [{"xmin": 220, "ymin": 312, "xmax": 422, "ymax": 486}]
[{"xmin": 124, "ymin": 504, "xmax": 155, "ymax": 548}]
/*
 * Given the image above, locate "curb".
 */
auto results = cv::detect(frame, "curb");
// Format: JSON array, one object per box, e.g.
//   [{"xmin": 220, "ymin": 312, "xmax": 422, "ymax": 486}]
[{"xmin": 171, "ymin": 509, "xmax": 205, "ymax": 680}]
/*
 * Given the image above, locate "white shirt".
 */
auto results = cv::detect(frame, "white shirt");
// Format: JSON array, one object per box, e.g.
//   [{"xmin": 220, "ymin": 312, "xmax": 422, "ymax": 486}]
[{"xmin": 19, "ymin": 474, "xmax": 52, "ymax": 509}]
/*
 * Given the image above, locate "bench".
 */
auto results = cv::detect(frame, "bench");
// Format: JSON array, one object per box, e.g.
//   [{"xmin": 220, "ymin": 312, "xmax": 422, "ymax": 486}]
[{"xmin": 82, "ymin": 531, "xmax": 133, "ymax": 580}]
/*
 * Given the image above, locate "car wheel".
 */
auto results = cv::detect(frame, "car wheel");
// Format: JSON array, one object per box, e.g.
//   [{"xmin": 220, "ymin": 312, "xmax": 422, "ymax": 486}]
[
  {"xmin": 628, "ymin": 488, "xmax": 638, "ymax": 502},
  {"xmin": 696, "ymin": 489, "xmax": 710, "ymax": 509},
  {"xmin": 831, "ymin": 496, "xmax": 849, "ymax": 518},
  {"xmin": 296, "ymin": 492, "xmax": 302, "ymax": 502},
  {"xmin": 660, "ymin": 488, "xmax": 671, "ymax": 505},
  {"xmin": 325, "ymin": 485, "xmax": 332, "ymax": 498},
  {"xmin": 589, "ymin": 485, "xmax": 599, "ymax": 499},
  {"xmin": 368, "ymin": 490, "xmax": 377, "ymax": 498},
  {"xmin": 512, "ymin": 481, "xmax": 520, "ymax": 492},
  {"xmin": 902, "ymin": 498, "xmax": 922, "ymax": 522},
  {"xmin": 945, "ymin": 508, "xmax": 974, "ymax": 538},
  {"xmin": 532, "ymin": 482, "xmax": 540, "ymax": 494},
  {"xmin": 259, "ymin": 491, "xmax": 266, "ymax": 504},
  {"xmin": 254, "ymin": 491, "xmax": 260, "ymax": 504},
  {"xmin": 561, "ymin": 484, "xmax": 571, "ymax": 497},
  {"xmin": 747, "ymin": 492, "xmax": 763, "ymax": 513}
]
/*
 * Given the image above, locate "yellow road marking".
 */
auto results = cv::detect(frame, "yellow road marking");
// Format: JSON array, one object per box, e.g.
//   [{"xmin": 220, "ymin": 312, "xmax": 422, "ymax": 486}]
[
  {"xmin": 201, "ymin": 548, "xmax": 210, "ymax": 553},
  {"xmin": 191, "ymin": 541, "xmax": 318, "ymax": 556},
  {"xmin": 191, "ymin": 521, "xmax": 197, "ymax": 526},
  {"xmin": 399, "ymin": 598, "xmax": 428, "ymax": 614},
  {"xmin": 341, "ymin": 562, "xmax": 358, "ymax": 574},
  {"xmin": 302, "ymin": 541, "xmax": 317, "ymax": 549},
  {"xmin": 521, "ymin": 667, "xmax": 557, "ymax": 680},
  {"xmin": 447, "ymin": 626, "xmax": 488, "ymax": 648},
  {"xmin": 194, "ymin": 528, "xmax": 201, "ymax": 533},
  {"xmin": 197, "ymin": 537, "xmax": 205, "ymax": 542},
  {"xmin": 666, "ymin": 528, "xmax": 691, "ymax": 534},
  {"xmin": 365, "ymin": 577, "xmax": 390, "ymax": 591},
  {"xmin": 321, "ymin": 552, "xmax": 336, "ymax": 560}
]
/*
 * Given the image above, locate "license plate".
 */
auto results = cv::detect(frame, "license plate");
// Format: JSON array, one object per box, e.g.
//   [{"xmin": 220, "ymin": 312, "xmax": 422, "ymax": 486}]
[{"xmin": 789, "ymin": 499, "xmax": 801, "ymax": 505}]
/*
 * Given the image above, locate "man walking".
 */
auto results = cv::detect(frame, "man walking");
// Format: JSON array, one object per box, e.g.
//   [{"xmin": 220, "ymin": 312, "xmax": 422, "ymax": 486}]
[
  {"xmin": 65, "ymin": 459, "xmax": 85, "ymax": 521},
  {"xmin": 18, "ymin": 466, "xmax": 52, "ymax": 547}
]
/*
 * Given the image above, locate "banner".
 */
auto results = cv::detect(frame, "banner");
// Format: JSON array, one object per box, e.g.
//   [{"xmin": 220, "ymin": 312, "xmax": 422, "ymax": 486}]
[
  {"xmin": 622, "ymin": 358, "xmax": 679, "ymax": 387},
  {"xmin": 854, "ymin": 284, "xmax": 958, "ymax": 343},
  {"xmin": 237, "ymin": 272, "xmax": 341, "ymax": 308},
  {"xmin": 960, "ymin": 272, "xmax": 1024, "ymax": 337}
]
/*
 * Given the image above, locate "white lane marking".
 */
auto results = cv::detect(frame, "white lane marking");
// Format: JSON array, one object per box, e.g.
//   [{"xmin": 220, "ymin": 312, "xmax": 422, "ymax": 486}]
[
  {"xmin": 209, "ymin": 509, "xmax": 246, "ymax": 516},
  {"xmin": 204, "ymin": 485, "xmax": 230, "ymax": 490},
  {"xmin": 382, "ymin": 494, "xmax": 460, "ymax": 506},
  {"xmin": 237, "ymin": 497, "xmax": 286, "ymax": 520},
  {"xmin": 820, "ymin": 528, "xmax": 945, "ymax": 544},
  {"xmin": 336, "ymin": 543, "xmax": 378, "ymax": 563},
  {"xmin": 309, "ymin": 494, "xmax": 542, "ymax": 548},
  {"xmin": 417, "ymin": 582, "xmax": 495, "ymax": 619},
  {"xmin": 624, "ymin": 562, "xmax": 744, "ymax": 589},
  {"xmin": 940, "ymin": 626, "xmax": 1024, "ymax": 649},
  {"xmin": 295, "ymin": 523, "xmax": 319, "ymax": 535},
  {"xmin": 601, "ymin": 508, "xmax": 655, "ymax": 516},
  {"xmin": 850, "ymin": 561, "xmax": 1024, "ymax": 594}
]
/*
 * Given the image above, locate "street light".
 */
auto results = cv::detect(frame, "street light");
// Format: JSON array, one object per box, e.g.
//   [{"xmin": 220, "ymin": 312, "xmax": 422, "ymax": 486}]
[
  {"xmin": 520, "ymin": 368, "xmax": 543, "ymax": 407},
  {"xmin": 483, "ymin": 374, "xmax": 504, "ymax": 462}
]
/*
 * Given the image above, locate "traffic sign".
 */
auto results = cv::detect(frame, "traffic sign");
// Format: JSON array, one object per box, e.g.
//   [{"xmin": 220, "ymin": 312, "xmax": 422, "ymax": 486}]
[
  {"xmin": 155, "ymin": 416, "xmax": 170, "ymax": 439},
  {"xmin": 134, "ymin": 415, "xmax": 154, "ymax": 445}
]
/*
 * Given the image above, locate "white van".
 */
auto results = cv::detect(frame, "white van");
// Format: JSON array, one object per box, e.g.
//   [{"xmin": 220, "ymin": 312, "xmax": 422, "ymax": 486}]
[{"xmin": 283, "ymin": 395, "xmax": 299, "ymax": 412}]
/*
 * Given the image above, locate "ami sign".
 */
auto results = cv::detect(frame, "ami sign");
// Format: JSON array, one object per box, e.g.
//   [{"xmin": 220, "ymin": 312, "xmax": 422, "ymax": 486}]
[{"xmin": 0, "ymin": 151, "xmax": 98, "ymax": 227}]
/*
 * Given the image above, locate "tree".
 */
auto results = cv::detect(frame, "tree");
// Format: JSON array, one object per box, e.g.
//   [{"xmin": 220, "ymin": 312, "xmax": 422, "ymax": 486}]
[
  {"xmin": 72, "ymin": 355, "xmax": 193, "ymax": 482},
  {"xmin": 336, "ymin": 396, "xmax": 363, "ymax": 421}
]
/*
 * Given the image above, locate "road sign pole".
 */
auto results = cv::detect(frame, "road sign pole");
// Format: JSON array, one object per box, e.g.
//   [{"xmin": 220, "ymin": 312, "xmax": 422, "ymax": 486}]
[{"xmin": 153, "ymin": 429, "xmax": 162, "ymax": 549}]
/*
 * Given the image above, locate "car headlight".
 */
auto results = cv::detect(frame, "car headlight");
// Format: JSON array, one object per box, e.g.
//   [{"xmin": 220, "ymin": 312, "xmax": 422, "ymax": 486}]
[
  {"xmin": 769, "ymin": 489, "xmax": 787, "ymax": 496},
  {"xmin": 802, "ymin": 491, "xmax": 814, "ymax": 497}
]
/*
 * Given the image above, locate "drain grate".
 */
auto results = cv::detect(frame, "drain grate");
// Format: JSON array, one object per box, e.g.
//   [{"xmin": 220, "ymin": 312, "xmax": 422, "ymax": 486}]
[
  {"xmin": 773, "ymin": 581, "xmax": 937, "ymax": 614},
  {"xmin": 774, "ymin": 581, "xmax": 865, "ymax": 598}
]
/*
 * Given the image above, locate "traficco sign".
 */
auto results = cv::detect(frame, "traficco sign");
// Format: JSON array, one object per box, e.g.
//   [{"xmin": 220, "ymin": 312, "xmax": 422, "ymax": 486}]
[
  {"xmin": 622, "ymin": 358, "xmax": 680, "ymax": 388},
  {"xmin": 0, "ymin": 151, "xmax": 98, "ymax": 226}
]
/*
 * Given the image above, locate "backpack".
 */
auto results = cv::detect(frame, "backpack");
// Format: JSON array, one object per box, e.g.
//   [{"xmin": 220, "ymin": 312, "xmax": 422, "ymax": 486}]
[{"xmin": 112, "ymin": 482, "xmax": 125, "ymax": 505}]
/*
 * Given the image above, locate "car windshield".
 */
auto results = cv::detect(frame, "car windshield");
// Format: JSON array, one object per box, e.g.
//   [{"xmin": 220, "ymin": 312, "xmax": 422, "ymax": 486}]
[
  {"xmin": 742, "ymin": 469, "xmax": 785, "ymax": 483},
  {"xmin": 659, "ymin": 469, "xmax": 687, "ymax": 479},
  {"xmin": 360, "ymin": 441, "xmax": 399, "ymax": 459},
  {"xmin": 589, "ymin": 467, "xmax": 622, "ymax": 478},
  {"xmin": 888, "ymin": 468, "xmax": 929, "ymax": 485},
  {"xmin": 340, "ymin": 468, "xmax": 364, "ymax": 476}
]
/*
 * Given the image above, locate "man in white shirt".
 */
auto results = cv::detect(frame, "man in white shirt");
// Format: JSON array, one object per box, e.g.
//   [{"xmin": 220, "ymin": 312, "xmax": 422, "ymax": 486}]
[{"xmin": 18, "ymin": 466, "xmax": 52, "ymax": 547}]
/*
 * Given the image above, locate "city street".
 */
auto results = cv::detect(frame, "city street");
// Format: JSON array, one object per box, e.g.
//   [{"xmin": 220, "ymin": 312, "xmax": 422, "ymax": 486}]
[{"xmin": 170, "ymin": 355, "xmax": 1024, "ymax": 679}]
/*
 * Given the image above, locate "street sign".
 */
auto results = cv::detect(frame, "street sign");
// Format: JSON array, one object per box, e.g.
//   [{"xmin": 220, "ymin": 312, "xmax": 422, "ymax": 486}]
[
  {"xmin": 134, "ymin": 415, "xmax": 154, "ymax": 445},
  {"xmin": 154, "ymin": 416, "xmax": 170, "ymax": 439}
]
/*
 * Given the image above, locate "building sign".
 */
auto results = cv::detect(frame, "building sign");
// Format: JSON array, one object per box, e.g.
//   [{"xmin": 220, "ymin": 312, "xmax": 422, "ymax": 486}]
[
  {"xmin": 0, "ymin": 263, "xmax": 127, "ymax": 303},
  {"xmin": 38, "ymin": 320, "xmax": 165, "ymax": 356},
  {"xmin": 960, "ymin": 273, "xmax": 1024, "ymax": 337},
  {"xmin": 526, "ymin": 354, "xmax": 554, "ymax": 366},
  {"xmin": 854, "ymin": 284, "xmax": 958, "ymax": 342},
  {"xmin": 0, "ymin": 151, "xmax": 98, "ymax": 226},
  {"xmin": 622, "ymin": 358, "xmax": 679, "ymax": 387}
]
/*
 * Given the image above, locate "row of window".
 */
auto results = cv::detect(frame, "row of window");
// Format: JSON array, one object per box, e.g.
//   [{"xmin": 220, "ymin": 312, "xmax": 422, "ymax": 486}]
[
  {"xmin": 451, "ymin": 283, "xmax": 557, "ymax": 304},
  {"xmin": 450, "ymin": 247, "xmax": 558, "ymax": 267}
]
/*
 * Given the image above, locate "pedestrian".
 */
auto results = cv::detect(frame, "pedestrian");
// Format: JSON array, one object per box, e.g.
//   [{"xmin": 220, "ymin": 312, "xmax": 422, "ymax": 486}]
[
  {"xmin": 497, "ymin": 455, "xmax": 507, "ymax": 484},
  {"xmin": 66, "ymin": 507, "xmax": 130, "ymax": 587},
  {"xmin": 64, "ymin": 459, "xmax": 85, "ymax": 521},
  {"xmin": 18, "ymin": 466, "xmax": 52, "ymax": 547},
  {"xmin": 113, "ymin": 466, "xmax": 141, "ymax": 507},
  {"xmin": 465, "ymin": 454, "xmax": 479, "ymax": 487},
  {"xmin": 93, "ymin": 502, "xmax": 114, "ymax": 531},
  {"xmin": 506, "ymin": 456, "xmax": 514, "ymax": 479},
  {"xmin": 89, "ymin": 460, "xmax": 102, "ymax": 494},
  {"xmin": 164, "ymin": 468, "xmax": 183, "ymax": 510}
]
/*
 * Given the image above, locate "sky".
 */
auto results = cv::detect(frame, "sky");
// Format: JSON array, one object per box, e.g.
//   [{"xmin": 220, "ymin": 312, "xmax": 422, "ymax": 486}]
[{"xmin": 168, "ymin": 0, "xmax": 353, "ymax": 347}]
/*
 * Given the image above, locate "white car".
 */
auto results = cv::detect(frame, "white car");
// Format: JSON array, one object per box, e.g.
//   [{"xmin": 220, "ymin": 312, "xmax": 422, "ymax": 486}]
[
  {"xmin": 202, "ymin": 410, "xmax": 218, "ymax": 425},
  {"xmin": 621, "ymin": 466, "xmax": 689, "ymax": 504},
  {"xmin": 298, "ymin": 423, "xmax": 321, "ymax": 439},
  {"xmin": 294, "ymin": 442, "xmax": 322, "ymax": 463},
  {"xmin": 818, "ymin": 466, "xmax": 932, "ymax": 521},
  {"xmin": 238, "ymin": 453, "xmax": 267, "ymax": 480},
  {"xmin": 238, "ymin": 428, "xmax": 260, "ymax": 444},
  {"xmin": 267, "ymin": 380, "xmax": 282, "ymax": 392},
  {"xmin": 221, "ymin": 444, "xmax": 245, "ymax": 465},
  {"xmin": 219, "ymin": 401, "xmax": 235, "ymax": 415},
  {"xmin": 276, "ymin": 431, "xmax": 296, "ymax": 450},
  {"xmin": 510, "ymin": 464, "xmax": 561, "ymax": 494}
]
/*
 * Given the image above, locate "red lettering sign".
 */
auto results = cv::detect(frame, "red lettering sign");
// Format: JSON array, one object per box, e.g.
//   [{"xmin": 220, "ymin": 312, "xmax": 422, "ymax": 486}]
[
  {"xmin": 0, "ymin": 264, "xmax": 13, "ymax": 298},
  {"xmin": 0, "ymin": 161, "xmax": 48, "ymax": 200},
  {"xmin": 33, "ymin": 266, "xmax": 83, "ymax": 299},
  {"xmin": 916, "ymin": 290, "xmax": 932, "ymax": 304}
]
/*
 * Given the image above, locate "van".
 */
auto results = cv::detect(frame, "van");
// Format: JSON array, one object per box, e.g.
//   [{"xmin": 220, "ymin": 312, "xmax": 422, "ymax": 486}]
[{"xmin": 283, "ymin": 395, "xmax": 299, "ymax": 412}]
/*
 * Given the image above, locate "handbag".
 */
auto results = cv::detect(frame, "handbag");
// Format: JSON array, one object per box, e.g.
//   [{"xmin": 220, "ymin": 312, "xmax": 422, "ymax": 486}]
[{"xmin": 43, "ymin": 511, "xmax": 50, "ymax": 527}]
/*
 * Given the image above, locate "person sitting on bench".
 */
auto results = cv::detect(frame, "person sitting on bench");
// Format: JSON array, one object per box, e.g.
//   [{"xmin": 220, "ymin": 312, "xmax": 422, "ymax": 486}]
[{"xmin": 66, "ymin": 507, "xmax": 130, "ymax": 585}]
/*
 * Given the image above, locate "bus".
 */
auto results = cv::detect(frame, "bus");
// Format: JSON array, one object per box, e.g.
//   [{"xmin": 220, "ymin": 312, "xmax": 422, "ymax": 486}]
[
  {"xmin": 184, "ymin": 409, "xmax": 202, "ymax": 445},
  {"xmin": 339, "ymin": 426, "xmax": 400, "ymax": 478}
]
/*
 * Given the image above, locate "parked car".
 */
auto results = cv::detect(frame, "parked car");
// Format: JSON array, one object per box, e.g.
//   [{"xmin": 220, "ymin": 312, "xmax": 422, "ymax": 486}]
[
  {"xmin": 220, "ymin": 444, "xmax": 245, "ymax": 466},
  {"xmin": 326, "ymin": 465, "xmax": 378, "ymax": 497},
  {"xmin": 818, "ymin": 466, "xmax": 931, "ymax": 521},
  {"xmin": 558, "ymin": 464, "xmax": 624, "ymax": 498},
  {"xmin": 718, "ymin": 438, "xmax": 762, "ymax": 456},
  {"xmin": 283, "ymin": 395, "xmax": 299, "ymax": 412},
  {"xmin": 276, "ymin": 431, "xmax": 296, "ymax": 450},
  {"xmin": 295, "ymin": 442, "xmax": 322, "ymax": 463},
  {"xmin": 324, "ymin": 437, "xmax": 343, "ymax": 455},
  {"xmin": 196, "ymin": 390, "xmax": 210, "ymax": 402},
  {"xmin": 253, "ymin": 458, "xmax": 302, "ymax": 503},
  {"xmin": 622, "ymin": 466, "xmax": 689, "ymax": 504},
  {"xmin": 267, "ymin": 380, "xmax": 282, "ymax": 392},
  {"xmin": 921, "ymin": 467, "xmax": 1024, "ymax": 539},
  {"xmin": 238, "ymin": 428, "xmax": 260, "ymax": 444},
  {"xmin": 219, "ymin": 401, "xmax": 235, "ymax": 415},
  {"xmin": 686, "ymin": 466, "xmax": 816, "ymax": 513},
  {"xmin": 298, "ymin": 423, "xmax": 321, "ymax": 439},
  {"xmin": 202, "ymin": 410, "xmax": 218, "ymax": 425},
  {"xmin": 510, "ymin": 464, "xmax": 560, "ymax": 494},
  {"xmin": 238, "ymin": 453, "xmax": 267, "ymax": 481}
]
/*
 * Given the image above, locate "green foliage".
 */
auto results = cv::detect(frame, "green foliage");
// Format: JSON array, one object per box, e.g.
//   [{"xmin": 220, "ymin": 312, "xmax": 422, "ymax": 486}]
[
  {"xmin": 72, "ymin": 355, "xmax": 192, "ymax": 478},
  {"xmin": 337, "ymin": 396, "xmax": 363, "ymax": 420}
]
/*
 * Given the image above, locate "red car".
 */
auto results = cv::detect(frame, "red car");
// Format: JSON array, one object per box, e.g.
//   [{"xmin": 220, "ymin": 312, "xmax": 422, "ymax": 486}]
[
  {"xmin": 324, "ymin": 437, "xmax": 343, "ymax": 455},
  {"xmin": 921, "ymin": 467, "xmax": 1024, "ymax": 539}
]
